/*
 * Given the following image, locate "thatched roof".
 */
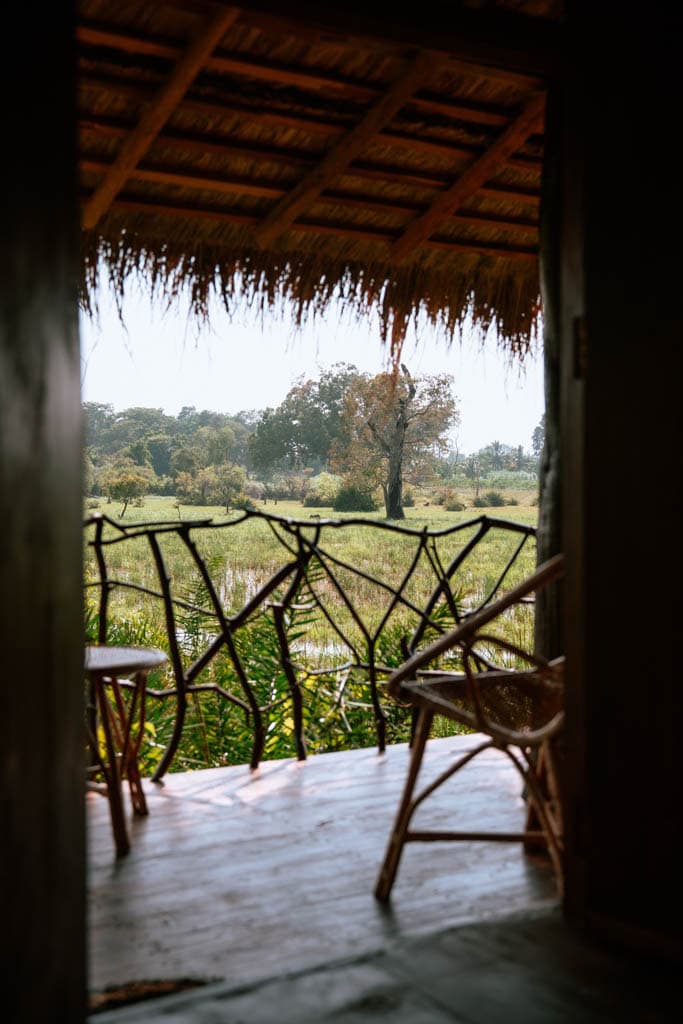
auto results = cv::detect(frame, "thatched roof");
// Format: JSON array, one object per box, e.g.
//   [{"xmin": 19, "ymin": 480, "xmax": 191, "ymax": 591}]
[{"xmin": 78, "ymin": 1, "xmax": 563, "ymax": 358}]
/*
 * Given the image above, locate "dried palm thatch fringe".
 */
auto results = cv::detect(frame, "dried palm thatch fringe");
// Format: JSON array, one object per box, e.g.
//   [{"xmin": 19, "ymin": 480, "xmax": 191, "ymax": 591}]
[{"xmin": 81, "ymin": 214, "xmax": 541, "ymax": 365}]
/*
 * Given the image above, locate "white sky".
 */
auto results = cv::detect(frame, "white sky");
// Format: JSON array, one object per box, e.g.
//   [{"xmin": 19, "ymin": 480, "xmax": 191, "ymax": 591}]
[{"xmin": 80, "ymin": 283, "xmax": 544, "ymax": 454}]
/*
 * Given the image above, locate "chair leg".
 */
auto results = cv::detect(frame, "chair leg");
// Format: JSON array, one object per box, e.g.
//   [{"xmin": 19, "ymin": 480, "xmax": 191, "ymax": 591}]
[
  {"xmin": 521, "ymin": 754, "xmax": 564, "ymax": 897},
  {"xmin": 523, "ymin": 741, "xmax": 563, "ymax": 856},
  {"xmin": 375, "ymin": 709, "xmax": 433, "ymax": 902},
  {"xmin": 523, "ymin": 745, "xmax": 546, "ymax": 853}
]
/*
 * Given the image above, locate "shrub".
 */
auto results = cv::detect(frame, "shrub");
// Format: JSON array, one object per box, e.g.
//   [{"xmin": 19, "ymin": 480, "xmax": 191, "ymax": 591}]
[
  {"xmin": 483, "ymin": 490, "xmax": 506, "ymax": 507},
  {"xmin": 244, "ymin": 479, "xmax": 266, "ymax": 501},
  {"xmin": 304, "ymin": 472, "xmax": 342, "ymax": 507},
  {"xmin": 472, "ymin": 495, "xmax": 488, "ymax": 508},
  {"xmin": 506, "ymin": 497, "xmax": 519, "ymax": 506},
  {"xmin": 403, "ymin": 488, "xmax": 415, "ymax": 507},
  {"xmin": 441, "ymin": 487, "xmax": 464, "ymax": 511},
  {"xmin": 333, "ymin": 486, "xmax": 377, "ymax": 512},
  {"xmin": 438, "ymin": 487, "xmax": 457, "ymax": 506}
]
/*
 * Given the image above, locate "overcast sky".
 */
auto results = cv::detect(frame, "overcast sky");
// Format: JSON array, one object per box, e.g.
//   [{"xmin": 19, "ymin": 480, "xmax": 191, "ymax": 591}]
[{"xmin": 80, "ymin": 284, "xmax": 544, "ymax": 454}]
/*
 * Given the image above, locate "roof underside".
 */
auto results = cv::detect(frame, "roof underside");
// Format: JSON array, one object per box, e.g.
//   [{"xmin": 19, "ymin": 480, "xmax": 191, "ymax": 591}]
[{"xmin": 78, "ymin": 1, "xmax": 563, "ymax": 357}]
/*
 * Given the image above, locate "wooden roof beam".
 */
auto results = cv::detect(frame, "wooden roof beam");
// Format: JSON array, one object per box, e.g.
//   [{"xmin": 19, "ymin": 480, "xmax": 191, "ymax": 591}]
[
  {"xmin": 161, "ymin": 0, "xmax": 556, "ymax": 83},
  {"xmin": 254, "ymin": 50, "xmax": 439, "ymax": 247},
  {"xmin": 79, "ymin": 73, "xmax": 542, "ymax": 171},
  {"xmin": 392, "ymin": 92, "xmax": 545, "ymax": 262},
  {"xmin": 80, "ymin": 158, "xmax": 538, "ymax": 234},
  {"xmin": 77, "ymin": 22, "xmax": 377, "ymax": 100},
  {"xmin": 79, "ymin": 69, "xmax": 513, "ymax": 132},
  {"xmin": 77, "ymin": 20, "xmax": 544, "ymax": 103},
  {"xmin": 81, "ymin": 6, "xmax": 240, "ymax": 230},
  {"xmin": 80, "ymin": 114, "xmax": 541, "ymax": 204}
]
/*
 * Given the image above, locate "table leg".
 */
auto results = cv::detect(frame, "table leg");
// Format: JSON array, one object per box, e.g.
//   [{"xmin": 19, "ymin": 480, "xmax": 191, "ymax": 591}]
[
  {"xmin": 111, "ymin": 674, "xmax": 149, "ymax": 817},
  {"xmin": 128, "ymin": 672, "xmax": 149, "ymax": 816},
  {"xmin": 95, "ymin": 677, "xmax": 130, "ymax": 858}
]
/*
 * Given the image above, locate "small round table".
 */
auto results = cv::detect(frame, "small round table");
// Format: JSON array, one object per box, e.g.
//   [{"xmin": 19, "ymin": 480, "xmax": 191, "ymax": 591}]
[{"xmin": 85, "ymin": 644, "xmax": 167, "ymax": 857}]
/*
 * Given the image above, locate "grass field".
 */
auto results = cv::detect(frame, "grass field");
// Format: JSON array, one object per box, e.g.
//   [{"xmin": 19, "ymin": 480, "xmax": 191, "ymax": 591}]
[{"xmin": 84, "ymin": 494, "xmax": 539, "ymax": 772}]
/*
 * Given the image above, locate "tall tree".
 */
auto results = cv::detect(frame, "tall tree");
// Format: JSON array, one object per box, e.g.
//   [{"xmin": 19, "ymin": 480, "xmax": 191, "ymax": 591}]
[
  {"xmin": 98, "ymin": 458, "xmax": 156, "ymax": 517},
  {"xmin": 464, "ymin": 453, "xmax": 483, "ymax": 499},
  {"xmin": 333, "ymin": 366, "xmax": 457, "ymax": 519},
  {"xmin": 531, "ymin": 414, "xmax": 546, "ymax": 460},
  {"xmin": 83, "ymin": 401, "xmax": 115, "ymax": 450},
  {"xmin": 248, "ymin": 363, "xmax": 360, "ymax": 475}
]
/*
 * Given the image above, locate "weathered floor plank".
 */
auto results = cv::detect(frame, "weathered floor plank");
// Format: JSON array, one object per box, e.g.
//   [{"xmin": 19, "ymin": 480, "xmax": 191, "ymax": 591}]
[
  {"xmin": 92, "ymin": 907, "xmax": 681, "ymax": 1024},
  {"xmin": 88, "ymin": 734, "xmax": 557, "ymax": 996}
]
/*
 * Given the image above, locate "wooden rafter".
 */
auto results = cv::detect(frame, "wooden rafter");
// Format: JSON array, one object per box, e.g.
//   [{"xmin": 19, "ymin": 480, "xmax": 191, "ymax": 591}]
[
  {"xmin": 77, "ymin": 22, "xmax": 377, "ymax": 100},
  {"xmin": 80, "ymin": 115, "xmax": 541, "ymax": 206},
  {"xmin": 77, "ymin": 19, "xmax": 545, "ymax": 98},
  {"xmin": 79, "ymin": 69, "xmax": 513, "ymax": 132},
  {"xmin": 253, "ymin": 50, "xmax": 439, "ymax": 247},
  {"xmin": 232, "ymin": 2, "xmax": 555, "ymax": 83},
  {"xmin": 81, "ymin": 158, "xmax": 538, "ymax": 235},
  {"xmin": 79, "ymin": 73, "xmax": 542, "ymax": 172},
  {"xmin": 380, "ymin": 131, "xmax": 540, "ymax": 170},
  {"xmin": 81, "ymin": 7, "xmax": 240, "ymax": 230},
  {"xmin": 391, "ymin": 91, "xmax": 546, "ymax": 261},
  {"xmin": 100, "ymin": 195, "xmax": 537, "ymax": 261},
  {"xmin": 139, "ymin": 1, "xmax": 555, "ymax": 84}
]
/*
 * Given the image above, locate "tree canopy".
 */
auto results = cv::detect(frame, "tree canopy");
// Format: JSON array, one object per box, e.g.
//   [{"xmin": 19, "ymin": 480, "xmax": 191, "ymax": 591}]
[
  {"xmin": 248, "ymin": 363, "xmax": 360, "ymax": 476},
  {"xmin": 332, "ymin": 366, "xmax": 458, "ymax": 518}
]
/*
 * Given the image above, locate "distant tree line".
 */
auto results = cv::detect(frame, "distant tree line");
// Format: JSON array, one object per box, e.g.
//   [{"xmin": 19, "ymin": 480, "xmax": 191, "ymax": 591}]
[
  {"xmin": 84, "ymin": 403, "xmax": 257, "ymax": 514},
  {"xmin": 84, "ymin": 366, "xmax": 543, "ymax": 519}
]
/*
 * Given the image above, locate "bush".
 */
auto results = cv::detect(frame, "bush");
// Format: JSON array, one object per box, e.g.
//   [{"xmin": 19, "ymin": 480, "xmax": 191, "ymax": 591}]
[
  {"xmin": 244, "ymin": 479, "xmax": 266, "ymax": 501},
  {"xmin": 303, "ymin": 493, "xmax": 329, "ymax": 507},
  {"xmin": 333, "ymin": 486, "xmax": 377, "ymax": 512},
  {"xmin": 472, "ymin": 495, "xmax": 488, "ymax": 508},
  {"xmin": 483, "ymin": 490, "xmax": 506, "ymax": 507},
  {"xmin": 440, "ymin": 487, "xmax": 465, "ymax": 511},
  {"xmin": 305, "ymin": 472, "xmax": 342, "ymax": 507},
  {"xmin": 403, "ymin": 488, "xmax": 415, "ymax": 507},
  {"xmin": 506, "ymin": 497, "xmax": 519, "ymax": 506}
]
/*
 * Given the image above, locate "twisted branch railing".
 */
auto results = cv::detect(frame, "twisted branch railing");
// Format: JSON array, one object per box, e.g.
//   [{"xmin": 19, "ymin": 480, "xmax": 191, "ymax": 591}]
[{"xmin": 84, "ymin": 510, "xmax": 536, "ymax": 779}]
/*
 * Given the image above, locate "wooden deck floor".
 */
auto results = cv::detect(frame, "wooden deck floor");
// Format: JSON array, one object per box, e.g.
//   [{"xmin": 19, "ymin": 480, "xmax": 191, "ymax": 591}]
[{"xmin": 88, "ymin": 734, "xmax": 557, "ymax": 999}]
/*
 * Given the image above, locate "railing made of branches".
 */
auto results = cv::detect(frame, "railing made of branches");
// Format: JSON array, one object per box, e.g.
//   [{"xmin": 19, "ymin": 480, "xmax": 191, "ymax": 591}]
[{"xmin": 84, "ymin": 510, "xmax": 536, "ymax": 779}]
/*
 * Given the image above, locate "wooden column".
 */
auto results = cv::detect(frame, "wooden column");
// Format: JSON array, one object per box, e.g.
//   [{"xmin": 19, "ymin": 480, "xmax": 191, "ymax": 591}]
[
  {"xmin": 0, "ymin": 6, "xmax": 85, "ymax": 1021},
  {"xmin": 535, "ymin": 84, "xmax": 563, "ymax": 659},
  {"xmin": 560, "ymin": 2, "xmax": 682, "ymax": 957}
]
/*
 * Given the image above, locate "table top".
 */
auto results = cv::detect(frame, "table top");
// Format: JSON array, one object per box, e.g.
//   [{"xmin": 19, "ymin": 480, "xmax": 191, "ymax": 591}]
[{"xmin": 85, "ymin": 644, "xmax": 168, "ymax": 676}]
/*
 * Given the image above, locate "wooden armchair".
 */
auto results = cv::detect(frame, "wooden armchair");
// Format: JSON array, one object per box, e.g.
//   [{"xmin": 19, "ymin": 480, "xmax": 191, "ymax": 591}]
[{"xmin": 375, "ymin": 554, "xmax": 565, "ymax": 902}]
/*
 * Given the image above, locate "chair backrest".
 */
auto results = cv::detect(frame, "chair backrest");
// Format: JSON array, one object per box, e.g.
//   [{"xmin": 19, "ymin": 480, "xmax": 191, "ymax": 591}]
[{"xmin": 387, "ymin": 554, "xmax": 565, "ymax": 741}]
